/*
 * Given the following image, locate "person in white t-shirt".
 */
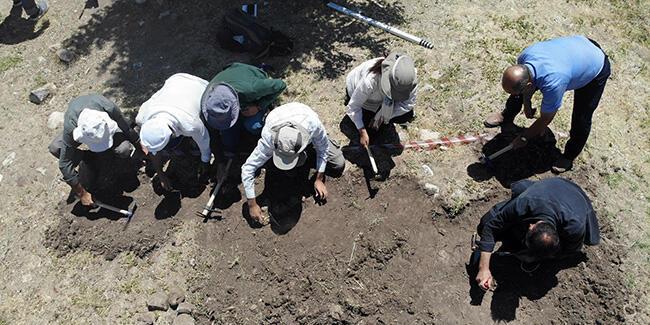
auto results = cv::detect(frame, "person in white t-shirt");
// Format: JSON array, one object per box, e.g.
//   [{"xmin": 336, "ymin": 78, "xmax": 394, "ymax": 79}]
[{"xmin": 136, "ymin": 73, "xmax": 212, "ymax": 191}]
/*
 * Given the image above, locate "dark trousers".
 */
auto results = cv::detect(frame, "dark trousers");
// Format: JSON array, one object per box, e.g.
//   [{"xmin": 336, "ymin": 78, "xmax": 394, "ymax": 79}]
[
  {"xmin": 502, "ymin": 40, "xmax": 611, "ymax": 160},
  {"xmin": 12, "ymin": 0, "xmax": 39, "ymax": 16}
]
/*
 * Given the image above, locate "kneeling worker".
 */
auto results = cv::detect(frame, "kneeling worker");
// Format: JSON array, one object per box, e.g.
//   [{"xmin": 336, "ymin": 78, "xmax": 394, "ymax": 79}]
[
  {"xmin": 48, "ymin": 94, "xmax": 141, "ymax": 206},
  {"xmin": 241, "ymin": 102, "xmax": 345, "ymax": 223},
  {"xmin": 474, "ymin": 177, "xmax": 600, "ymax": 290},
  {"xmin": 136, "ymin": 73, "xmax": 212, "ymax": 190},
  {"xmin": 201, "ymin": 62, "xmax": 286, "ymax": 157}
]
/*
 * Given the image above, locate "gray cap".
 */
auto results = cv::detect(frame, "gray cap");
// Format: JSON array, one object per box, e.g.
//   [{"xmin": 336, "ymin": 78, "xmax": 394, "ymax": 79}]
[
  {"xmin": 380, "ymin": 50, "xmax": 417, "ymax": 102},
  {"xmin": 271, "ymin": 121, "xmax": 310, "ymax": 170}
]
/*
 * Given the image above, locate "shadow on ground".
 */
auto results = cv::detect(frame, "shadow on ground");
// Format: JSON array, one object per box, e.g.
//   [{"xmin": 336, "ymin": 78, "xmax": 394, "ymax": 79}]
[
  {"xmin": 0, "ymin": 5, "xmax": 50, "ymax": 45},
  {"xmin": 61, "ymin": 0, "xmax": 406, "ymax": 107},
  {"xmin": 339, "ymin": 115, "xmax": 405, "ymax": 198},
  {"xmin": 467, "ymin": 252, "xmax": 588, "ymax": 321},
  {"xmin": 466, "ymin": 125, "xmax": 562, "ymax": 188}
]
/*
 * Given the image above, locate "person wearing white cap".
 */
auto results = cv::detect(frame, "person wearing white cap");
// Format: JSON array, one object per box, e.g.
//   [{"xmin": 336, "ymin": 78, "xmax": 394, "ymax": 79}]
[
  {"xmin": 136, "ymin": 73, "xmax": 212, "ymax": 191},
  {"xmin": 344, "ymin": 50, "xmax": 418, "ymax": 147},
  {"xmin": 48, "ymin": 94, "xmax": 141, "ymax": 206},
  {"xmin": 241, "ymin": 102, "xmax": 345, "ymax": 223}
]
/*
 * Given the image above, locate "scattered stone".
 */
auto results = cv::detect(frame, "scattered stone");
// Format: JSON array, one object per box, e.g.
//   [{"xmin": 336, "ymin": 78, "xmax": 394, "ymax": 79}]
[
  {"xmin": 2, "ymin": 152, "xmax": 16, "ymax": 167},
  {"xmin": 419, "ymin": 83, "xmax": 434, "ymax": 93},
  {"xmin": 37, "ymin": 56, "xmax": 46, "ymax": 63},
  {"xmin": 249, "ymin": 304, "xmax": 257, "ymax": 311},
  {"xmin": 328, "ymin": 303, "xmax": 345, "ymax": 320},
  {"xmin": 173, "ymin": 314, "xmax": 195, "ymax": 325},
  {"xmin": 158, "ymin": 10, "xmax": 171, "ymax": 19},
  {"xmin": 176, "ymin": 302, "xmax": 194, "ymax": 315},
  {"xmin": 147, "ymin": 292, "xmax": 169, "ymax": 311},
  {"xmin": 138, "ymin": 20, "xmax": 145, "ymax": 27},
  {"xmin": 56, "ymin": 48, "xmax": 75, "ymax": 63},
  {"xmin": 423, "ymin": 183, "xmax": 439, "ymax": 197},
  {"xmin": 47, "ymin": 111, "xmax": 65, "ymax": 129},
  {"xmin": 48, "ymin": 44, "xmax": 61, "ymax": 52},
  {"xmin": 36, "ymin": 167, "xmax": 47, "ymax": 175},
  {"xmin": 136, "ymin": 312, "xmax": 156, "ymax": 325},
  {"xmin": 29, "ymin": 84, "xmax": 55, "ymax": 104},
  {"xmin": 421, "ymin": 165, "xmax": 434, "ymax": 177},
  {"xmin": 419, "ymin": 129, "xmax": 440, "ymax": 140},
  {"xmin": 168, "ymin": 286, "xmax": 185, "ymax": 309},
  {"xmin": 431, "ymin": 70, "xmax": 442, "ymax": 79}
]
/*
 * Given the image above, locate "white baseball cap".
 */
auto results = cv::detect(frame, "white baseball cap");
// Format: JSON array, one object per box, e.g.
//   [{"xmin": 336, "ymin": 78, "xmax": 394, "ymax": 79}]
[
  {"xmin": 72, "ymin": 109, "xmax": 119, "ymax": 152},
  {"xmin": 140, "ymin": 117, "xmax": 172, "ymax": 155}
]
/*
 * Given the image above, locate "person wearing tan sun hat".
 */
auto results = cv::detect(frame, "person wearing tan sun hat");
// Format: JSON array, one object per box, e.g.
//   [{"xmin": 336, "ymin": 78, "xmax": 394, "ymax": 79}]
[
  {"xmin": 344, "ymin": 50, "xmax": 418, "ymax": 148},
  {"xmin": 48, "ymin": 94, "xmax": 141, "ymax": 207}
]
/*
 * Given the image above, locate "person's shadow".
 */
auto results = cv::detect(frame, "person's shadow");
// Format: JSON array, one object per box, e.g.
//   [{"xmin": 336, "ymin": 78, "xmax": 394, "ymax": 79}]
[
  {"xmin": 0, "ymin": 6, "xmax": 50, "ymax": 45},
  {"xmin": 242, "ymin": 163, "xmax": 311, "ymax": 235},
  {"xmin": 467, "ymin": 251, "xmax": 587, "ymax": 321},
  {"xmin": 339, "ymin": 115, "xmax": 404, "ymax": 198},
  {"xmin": 466, "ymin": 125, "xmax": 562, "ymax": 188}
]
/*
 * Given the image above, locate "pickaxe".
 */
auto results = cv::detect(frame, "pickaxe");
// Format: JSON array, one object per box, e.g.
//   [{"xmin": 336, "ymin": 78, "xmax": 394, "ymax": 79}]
[
  {"xmin": 479, "ymin": 144, "xmax": 513, "ymax": 166},
  {"xmin": 198, "ymin": 158, "xmax": 233, "ymax": 220}
]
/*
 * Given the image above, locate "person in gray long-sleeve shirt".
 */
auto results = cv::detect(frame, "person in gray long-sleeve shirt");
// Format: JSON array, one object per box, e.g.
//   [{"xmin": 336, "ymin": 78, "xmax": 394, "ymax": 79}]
[
  {"xmin": 48, "ymin": 94, "xmax": 140, "ymax": 206},
  {"xmin": 473, "ymin": 177, "xmax": 600, "ymax": 290}
]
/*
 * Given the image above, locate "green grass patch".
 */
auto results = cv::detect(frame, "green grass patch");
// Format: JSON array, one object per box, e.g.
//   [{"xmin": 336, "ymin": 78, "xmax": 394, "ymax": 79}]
[
  {"xmin": 605, "ymin": 172, "xmax": 624, "ymax": 188},
  {"xmin": 0, "ymin": 55, "xmax": 22, "ymax": 73}
]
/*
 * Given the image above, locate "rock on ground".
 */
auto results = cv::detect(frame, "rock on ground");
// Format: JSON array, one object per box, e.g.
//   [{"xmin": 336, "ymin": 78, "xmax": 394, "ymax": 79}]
[
  {"xmin": 176, "ymin": 302, "xmax": 194, "ymax": 315},
  {"xmin": 147, "ymin": 292, "xmax": 169, "ymax": 311},
  {"xmin": 173, "ymin": 314, "xmax": 195, "ymax": 325},
  {"xmin": 167, "ymin": 286, "xmax": 185, "ymax": 309},
  {"xmin": 47, "ymin": 112, "xmax": 64, "ymax": 130},
  {"xmin": 29, "ymin": 84, "xmax": 55, "ymax": 104},
  {"xmin": 136, "ymin": 312, "xmax": 156, "ymax": 325}
]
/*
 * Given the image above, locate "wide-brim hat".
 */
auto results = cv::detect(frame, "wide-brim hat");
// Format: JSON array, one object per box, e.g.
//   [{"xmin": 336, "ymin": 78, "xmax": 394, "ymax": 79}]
[
  {"xmin": 201, "ymin": 82, "xmax": 240, "ymax": 130},
  {"xmin": 72, "ymin": 109, "xmax": 118, "ymax": 152},
  {"xmin": 271, "ymin": 121, "xmax": 310, "ymax": 170},
  {"xmin": 380, "ymin": 50, "xmax": 417, "ymax": 102}
]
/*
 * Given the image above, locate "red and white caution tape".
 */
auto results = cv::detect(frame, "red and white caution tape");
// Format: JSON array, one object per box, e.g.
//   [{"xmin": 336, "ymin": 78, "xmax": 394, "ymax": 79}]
[{"xmin": 342, "ymin": 133, "xmax": 496, "ymax": 152}]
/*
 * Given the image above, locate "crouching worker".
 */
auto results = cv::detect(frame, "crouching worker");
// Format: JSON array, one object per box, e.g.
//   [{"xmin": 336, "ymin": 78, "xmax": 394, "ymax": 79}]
[
  {"xmin": 136, "ymin": 73, "xmax": 212, "ymax": 191},
  {"xmin": 241, "ymin": 102, "xmax": 345, "ymax": 224},
  {"xmin": 345, "ymin": 50, "xmax": 417, "ymax": 147},
  {"xmin": 48, "ymin": 94, "xmax": 141, "ymax": 206},
  {"xmin": 201, "ymin": 62, "xmax": 286, "ymax": 158},
  {"xmin": 473, "ymin": 177, "xmax": 600, "ymax": 290}
]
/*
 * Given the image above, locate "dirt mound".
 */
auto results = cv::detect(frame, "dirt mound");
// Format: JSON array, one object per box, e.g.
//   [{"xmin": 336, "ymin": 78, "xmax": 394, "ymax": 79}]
[
  {"xmin": 186, "ymin": 174, "xmax": 633, "ymax": 324},
  {"xmin": 44, "ymin": 174, "xmax": 182, "ymax": 260}
]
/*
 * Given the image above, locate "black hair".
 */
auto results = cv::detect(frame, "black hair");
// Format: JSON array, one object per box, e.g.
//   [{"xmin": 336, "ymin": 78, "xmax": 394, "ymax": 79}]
[
  {"xmin": 525, "ymin": 222, "xmax": 560, "ymax": 258},
  {"xmin": 369, "ymin": 58, "xmax": 384, "ymax": 75}
]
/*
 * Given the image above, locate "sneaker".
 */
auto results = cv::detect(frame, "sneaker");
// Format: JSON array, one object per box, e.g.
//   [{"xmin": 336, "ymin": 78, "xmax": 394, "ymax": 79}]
[
  {"xmin": 28, "ymin": 0, "xmax": 48, "ymax": 21},
  {"xmin": 483, "ymin": 111, "xmax": 505, "ymax": 128},
  {"xmin": 551, "ymin": 156, "xmax": 573, "ymax": 174}
]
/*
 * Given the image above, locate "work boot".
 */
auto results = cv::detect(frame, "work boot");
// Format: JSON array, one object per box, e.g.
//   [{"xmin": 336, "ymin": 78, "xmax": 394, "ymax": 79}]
[
  {"xmin": 551, "ymin": 156, "xmax": 573, "ymax": 174},
  {"xmin": 28, "ymin": 0, "xmax": 48, "ymax": 21},
  {"xmin": 483, "ymin": 111, "xmax": 505, "ymax": 128}
]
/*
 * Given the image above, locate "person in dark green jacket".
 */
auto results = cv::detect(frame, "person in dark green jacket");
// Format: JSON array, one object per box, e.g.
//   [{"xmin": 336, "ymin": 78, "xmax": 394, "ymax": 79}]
[{"xmin": 200, "ymin": 63, "xmax": 286, "ymax": 156}]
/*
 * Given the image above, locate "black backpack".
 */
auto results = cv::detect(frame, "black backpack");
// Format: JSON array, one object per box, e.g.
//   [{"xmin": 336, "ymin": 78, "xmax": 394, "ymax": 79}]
[{"xmin": 217, "ymin": 9, "xmax": 293, "ymax": 58}]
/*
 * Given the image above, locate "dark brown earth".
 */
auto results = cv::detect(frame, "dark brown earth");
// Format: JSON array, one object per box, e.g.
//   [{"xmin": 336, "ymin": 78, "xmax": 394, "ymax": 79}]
[{"xmin": 44, "ymin": 154, "xmax": 635, "ymax": 323}]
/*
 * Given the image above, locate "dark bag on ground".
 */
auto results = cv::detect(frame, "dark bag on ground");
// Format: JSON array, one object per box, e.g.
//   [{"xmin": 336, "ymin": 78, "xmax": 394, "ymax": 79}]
[{"xmin": 217, "ymin": 9, "xmax": 293, "ymax": 57}]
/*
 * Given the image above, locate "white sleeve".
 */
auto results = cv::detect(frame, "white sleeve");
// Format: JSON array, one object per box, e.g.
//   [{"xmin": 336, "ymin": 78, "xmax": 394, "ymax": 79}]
[
  {"xmin": 392, "ymin": 86, "xmax": 417, "ymax": 118},
  {"xmin": 346, "ymin": 78, "xmax": 372, "ymax": 129},
  {"xmin": 241, "ymin": 137, "xmax": 274, "ymax": 199},
  {"xmin": 189, "ymin": 122, "xmax": 212, "ymax": 163},
  {"xmin": 311, "ymin": 120, "xmax": 329, "ymax": 173}
]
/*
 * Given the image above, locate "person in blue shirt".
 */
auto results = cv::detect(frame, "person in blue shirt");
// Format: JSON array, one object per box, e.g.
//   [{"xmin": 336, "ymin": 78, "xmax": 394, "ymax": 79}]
[
  {"xmin": 472, "ymin": 178, "xmax": 600, "ymax": 290},
  {"xmin": 484, "ymin": 35, "xmax": 611, "ymax": 173}
]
